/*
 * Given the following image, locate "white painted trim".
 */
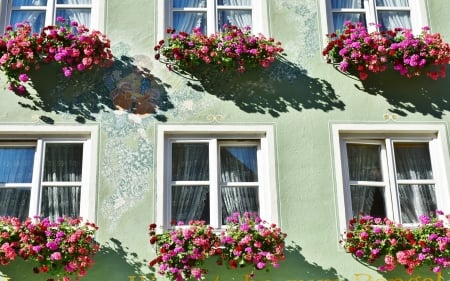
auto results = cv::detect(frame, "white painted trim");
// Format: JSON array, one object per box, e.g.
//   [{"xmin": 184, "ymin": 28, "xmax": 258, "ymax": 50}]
[
  {"xmin": 330, "ymin": 123, "xmax": 450, "ymax": 234},
  {"xmin": 155, "ymin": 124, "xmax": 278, "ymax": 231}
]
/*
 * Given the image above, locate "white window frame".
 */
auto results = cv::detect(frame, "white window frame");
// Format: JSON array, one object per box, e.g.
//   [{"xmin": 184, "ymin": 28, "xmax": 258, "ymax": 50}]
[
  {"xmin": 156, "ymin": 0, "xmax": 269, "ymax": 41},
  {"xmin": 0, "ymin": 0, "xmax": 105, "ymax": 32},
  {"xmin": 0, "ymin": 124, "xmax": 98, "ymax": 221},
  {"xmin": 155, "ymin": 124, "xmax": 278, "ymax": 230},
  {"xmin": 331, "ymin": 123, "xmax": 450, "ymax": 234},
  {"xmin": 319, "ymin": 0, "xmax": 428, "ymax": 41}
]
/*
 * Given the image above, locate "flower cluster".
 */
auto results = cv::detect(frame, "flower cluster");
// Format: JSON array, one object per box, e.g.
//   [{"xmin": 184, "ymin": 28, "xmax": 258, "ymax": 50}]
[
  {"xmin": 149, "ymin": 212, "xmax": 287, "ymax": 281},
  {"xmin": 322, "ymin": 21, "xmax": 450, "ymax": 80},
  {"xmin": 0, "ymin": 216, "xmax": 99, "ymax": 281},
  {"xmin": 154, "ymin": 25, "xmax": 284, "ymax": 73},
  {"xmin": 341, "ymin": 211, "xmax": 450, "ymax": 275},
  {"xmin": 0, "ymin": 17, "xmax": 113, "ymax": 95}
]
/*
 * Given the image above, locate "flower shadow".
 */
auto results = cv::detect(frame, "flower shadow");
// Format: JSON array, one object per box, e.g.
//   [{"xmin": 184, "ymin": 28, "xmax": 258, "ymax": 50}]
[
  {"xmin": 353, "ymin": 68, "xmax": 450, "ymax": 118},
  {"xmin": 17, "ymin": 56, "xmax": 173, "ymax": 123},
  {"xmin": 174, "ymin": 57, "xmax": 345, "ymax": 117}
]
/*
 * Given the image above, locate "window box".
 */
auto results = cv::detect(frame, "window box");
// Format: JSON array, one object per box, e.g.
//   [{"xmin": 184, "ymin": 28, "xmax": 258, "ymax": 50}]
[{"xmin": 322, "ymin": 22, "xmax": 450, "ymax": 80}]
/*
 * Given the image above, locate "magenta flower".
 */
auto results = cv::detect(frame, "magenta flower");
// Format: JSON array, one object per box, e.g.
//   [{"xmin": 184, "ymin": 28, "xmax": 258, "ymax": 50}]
[{"xmin": 18, "ymin": 73, "xmax": 28, "ymax": 82}]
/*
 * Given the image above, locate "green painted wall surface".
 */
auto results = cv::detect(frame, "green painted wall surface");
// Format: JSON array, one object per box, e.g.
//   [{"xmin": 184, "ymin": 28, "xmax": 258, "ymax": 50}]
[{"xmin": 0, "ymin": 0, "xmax": 449, "ymax": 280}]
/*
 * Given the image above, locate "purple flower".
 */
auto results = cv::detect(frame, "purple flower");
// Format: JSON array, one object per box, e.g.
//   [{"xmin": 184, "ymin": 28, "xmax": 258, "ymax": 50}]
[
  {"xmin": 18, "ymin": 73, "xmax": 29, "ymax": 82},
  {"xmin": 46, "ymin": 241, "xmax": 59, "ymax": 250}
]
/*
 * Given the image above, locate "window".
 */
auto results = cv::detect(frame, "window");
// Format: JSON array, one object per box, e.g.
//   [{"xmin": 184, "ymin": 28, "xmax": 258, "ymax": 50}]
[
  {"xmin": 0, "ymin": 0, "xmax": 104, "ymax": 33},
  {"xmin": 331, "ymin": 124, "xmax": 450, "ymax": 232},
  {"xmin": 157, "ymin": 0, "xmax": 269, "ymax": 39},
  {"xmin": 319, "ymin": 0, "xmax": 428, "ymax": 35},
  {"xmin": 0, "ymin": 125, "xmax": 98, "ymax": 221},
  {"xmin": 156, "ymin": 125, "xmax": 278, "ymax": 229}
]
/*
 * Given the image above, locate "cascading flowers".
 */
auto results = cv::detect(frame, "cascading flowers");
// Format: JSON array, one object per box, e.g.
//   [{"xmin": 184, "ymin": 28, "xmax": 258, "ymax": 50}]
[
  {"xmin": 322, "ymin": 21, "xmax": 450, "ymax": 80},
  {"xmin": 154, "ymin": 24, "xmax": 284, "ymax": 73},
  {"xmin": 341, "ymin": 210, "xmax": 450, "ymax": 275},
  {"xmin": 0, "ymin": 216, "xmax": 99, "ymax": 281},
  {"xmin": 149, "ymin": 212, "xmax": 287, "ymax": 281},
  {"xmin": 0, "ymin": 17, "xmax": 113, "ymax": 95}
]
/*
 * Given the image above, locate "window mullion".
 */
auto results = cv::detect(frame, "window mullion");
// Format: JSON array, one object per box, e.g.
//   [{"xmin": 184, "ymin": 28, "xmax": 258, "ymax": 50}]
[
  {"xmin": 384, "ymin": 138, "xmax": 399, "ymax": 221},
  {"xmin": 28, "ymin": 139, "xmax": 43, "ymax": 218},
  {"xmin": 46, "ymin": 0, "xmax": 55, "ymax": 26},
  {"xmin": 209, "ymin": 139, "xmax": 219, "ymax": 228},
  {"xmin": 207, "ymin": 0, "xmax": 216, "ymax": 33},
  {"xmin": 366, "ymin": 0, "xmax": 377, "ymax": 32}
]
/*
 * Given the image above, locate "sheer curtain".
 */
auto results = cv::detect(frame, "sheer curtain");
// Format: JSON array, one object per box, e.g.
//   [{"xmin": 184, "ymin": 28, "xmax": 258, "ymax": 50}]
[
  {"xmin": 346, "ymin": 143, "xmax": 385, "ymax": 217},
  {"xmin": 220, "ymin": 146, "xmax": 259, "ymax": 224},
  {"xmin": 41, "ymin": 143, "xmax": 83, "ymax": 220},
  {"xmin": 173, "ymin": 0, "xmax": 206, "ymax": 33},
  {"xmin": 394, "ymin": 143, "xmax": 436, "ymax": 223},
  {"xmin": 11, "ymin": 0, "xmax": 47, "ymax": 33},
  {"xmin": 56, "ymin": 0, "xmax": 92, "ymax": 27},
  {"xmin": 376, "ymin": 0, "xmax": 410, "ymax": 30},
  {"xmin": 331, "ymin": 0, "xmax": 365, "ymax": 30},
  {"xmin": 218, "ymin": 0, "xmax": 252, "ymax": 30},
  {"xmin": 171, "ymin": 143, "xmax": 209, "ymax": 223},
  {"xmin": 0, "ymin": 147, "xmax": 34, "ymax": 220}
]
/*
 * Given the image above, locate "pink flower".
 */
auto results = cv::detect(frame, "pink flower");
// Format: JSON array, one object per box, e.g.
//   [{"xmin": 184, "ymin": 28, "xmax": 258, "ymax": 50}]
[
  {"xmin": 50, "ymin": 251, "xmax": 62, "ymax": 261},
  {"xmin": 18, "ymin": 73, "xmax": 29, "ymax": 82}
]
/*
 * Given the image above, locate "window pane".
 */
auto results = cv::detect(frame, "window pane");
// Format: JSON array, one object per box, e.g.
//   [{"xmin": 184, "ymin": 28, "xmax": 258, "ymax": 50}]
[
  {"xmin": 10, "ymin": 11, "xmax": 46, "ymax": 32},
  {"xmin": 0, "ymin": 147, "xmax": 34, "ymax": 183},
  {"xmin": 173, "ymin": 11, "xmax": 206, "ymax": 33},
  {"xmin": 398, "ymin": 184, "xmax": 436, "ymax": 224},
  {"xmin": 377, "ymin": 11, "xmax": 411, "ymax": 30},
  {"xmin": 173, "ymin": 0, "xmax": 206, "ymax": 8},
  {"xmin": 13, "ymin": 0, "xmax": 47, "ymax": 5},
  {"xmin": 220, "ymin": 146, "xmax": 257, "ymax": 182},
  {"xmin": 56, "ymin": 8, "xmax": 91, "ymax": 26},
  {"xmin": 331, "ymin": 0, "xmax": 363, "ymax": 8},
  {"xmin": 346, "ymin": 143, "xmax": 382, "ymax": 182},
  {"xmin": 350, "ymin": 185, "xmax": 386, "ymax": 218},
  {"xmin": 333, "ymin": 13, "xmax": 366, "ymax": 29},
  {"xmin": 376, "ymin": 0, "xmax": 409, "ymax": 7},
  {"xmin": 41, "ymin": 186, "xmax": 81, "ymax": 219},
  {"xmin": 172, "ymin": 185, "xmax": 209, "ymax": 223},
  {"xmin": 394, "ymin": 143, "xmax": 432, "ymax": 180},
  {"xmin": 217, "ymin": 0, "xmax": 251, "ymax": 6},
  {"xmin": 57, "ymin": 0, "xmax": 91, "ymax": 4},
  {"xmin": 0, "ymin": 188, "xmax": 30, "ymax": 221},
  {"xmin": 218, "ymin": 10, "xmax": 252, "ymax": 30},
  {"xmin": 172, "ymin": 143, "xmax": 209, "ymax": 181},
  {"xmin": 43, "ymin": 143, "xmax": 83, "ymax": 182},
  {"xmin": 221, "ymin": 186, "xmax": 258, "ymax": 224}
]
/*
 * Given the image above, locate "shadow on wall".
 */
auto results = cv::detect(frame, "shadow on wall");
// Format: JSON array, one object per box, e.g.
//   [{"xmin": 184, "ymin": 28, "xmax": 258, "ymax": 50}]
[
  {"xmin": 352, "ymin": 67, "xmax": 450, "ymax": 118},
  {"xmin": 17, "ymin": 56, "xmax": 173, "ymax": 124},
  {"xmin": 172, "ymin": 57, "xmax": 345, "ymax": 117}
]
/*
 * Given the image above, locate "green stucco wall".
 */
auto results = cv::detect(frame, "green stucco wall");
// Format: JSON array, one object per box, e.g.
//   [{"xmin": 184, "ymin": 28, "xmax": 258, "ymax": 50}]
[{"xmin": 0, "ymin": 0, "xmax": 449, "ymax": 280}]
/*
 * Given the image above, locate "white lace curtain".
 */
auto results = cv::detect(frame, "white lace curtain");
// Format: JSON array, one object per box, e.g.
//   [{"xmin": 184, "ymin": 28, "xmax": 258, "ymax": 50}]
[
  {"xmin": 172, "ymin": 0, "xmax": 252, "ymax": 33},
  {"xmin": 331, "ymin": 0, "xmax": 411, "ymax": 31},
  {"xmin": 347, "ymin": 142, "xmax": 436, "ymax": 224},
  {"xmin": 171, "ymin": 143, "xmax": 259, "ymax": 225},
  {"xmin": 10, "ymin": 0, "xmax": 91, "ymax": 33}
]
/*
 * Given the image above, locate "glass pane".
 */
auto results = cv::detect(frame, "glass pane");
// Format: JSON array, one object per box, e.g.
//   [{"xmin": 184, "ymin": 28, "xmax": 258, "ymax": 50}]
[
  {"xmin": 377, "ymin": 11, "xmax": 411, "ymax": 30},
  {"xmin": 350, "ymin": 185, "xmax": 386, "ymax": 218},
  {"xmin": 346, "ymin": 143, "xmax": 382, "ymax": 181},
  {"xmin": 171, "ymin": 185, "xmax": 209, "ymax": 224},
  {"xmin": 173, "ymin": 11, "xmax": 206, "ymax": 33},
  {"xmin": 217, "ymin": 0, "xmax": 251, "ymax": 6},
  {"xmin": 173, "ymin": 0, "xmax": 206, "ymax": 8},
  {"xmin": 376, "ymin": 0, "xmax": 409, "ymax": 7},
  {"xmin": 13, "ymin": 0, "xmax": 47, "ymax": 5},
  {"xmin": 57, "ymin": 0, "xmax": 91, "ymax": 4},
  {"xmin": 0, "ymin": 147, "xmax": 34, "ymax": 183},
  {"xmin": 220, "ymin": 146, "xmax": 257, "ymax": 182},
  {"xmin": 10, "ymin": 11, "xmax": 46, "ymax": 33},
  {"xmin": 221, "ymin": 186, "xmax": 258, "ymax": 224},
  {"xmin": 218, "ymin": 10, "xmax": 252, "ymax": 30},
  {"xmin": 331, "ymin": 0, "xmax": 363, "ymax": 8},
  {"xmin": 41, "ymin": 186, "xmax": 81, "ymax": 219},
  {"xmin": 398, "ymin": 184, "xmax": 436, "ymax": 224},
  {"xmin": 333, "ymin": 13, "xmax": 366, "ymax": 29},
  {"xmin": 0, "ymin": 188, "xmax": 30, "ymax": 221},
  {"xmin": 56, "ymin": 8, "xmax": 91, "ymax": 27},
  {"xmin": 394, "ymin": 143, "xmax": 432, "ymax": 180},
  {"xmin": 43, "ymin": 143, "xmax": 83, "ymax": 182},
  {"xmin": 172, "ymin": 143, "xmax": 209, "ymax": 181}
]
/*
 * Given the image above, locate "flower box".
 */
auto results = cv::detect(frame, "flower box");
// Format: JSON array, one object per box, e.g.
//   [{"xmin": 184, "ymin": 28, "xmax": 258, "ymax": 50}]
[{"xmin": 322, "ymin": 22, "xmax": 450, "ymax": 80}]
